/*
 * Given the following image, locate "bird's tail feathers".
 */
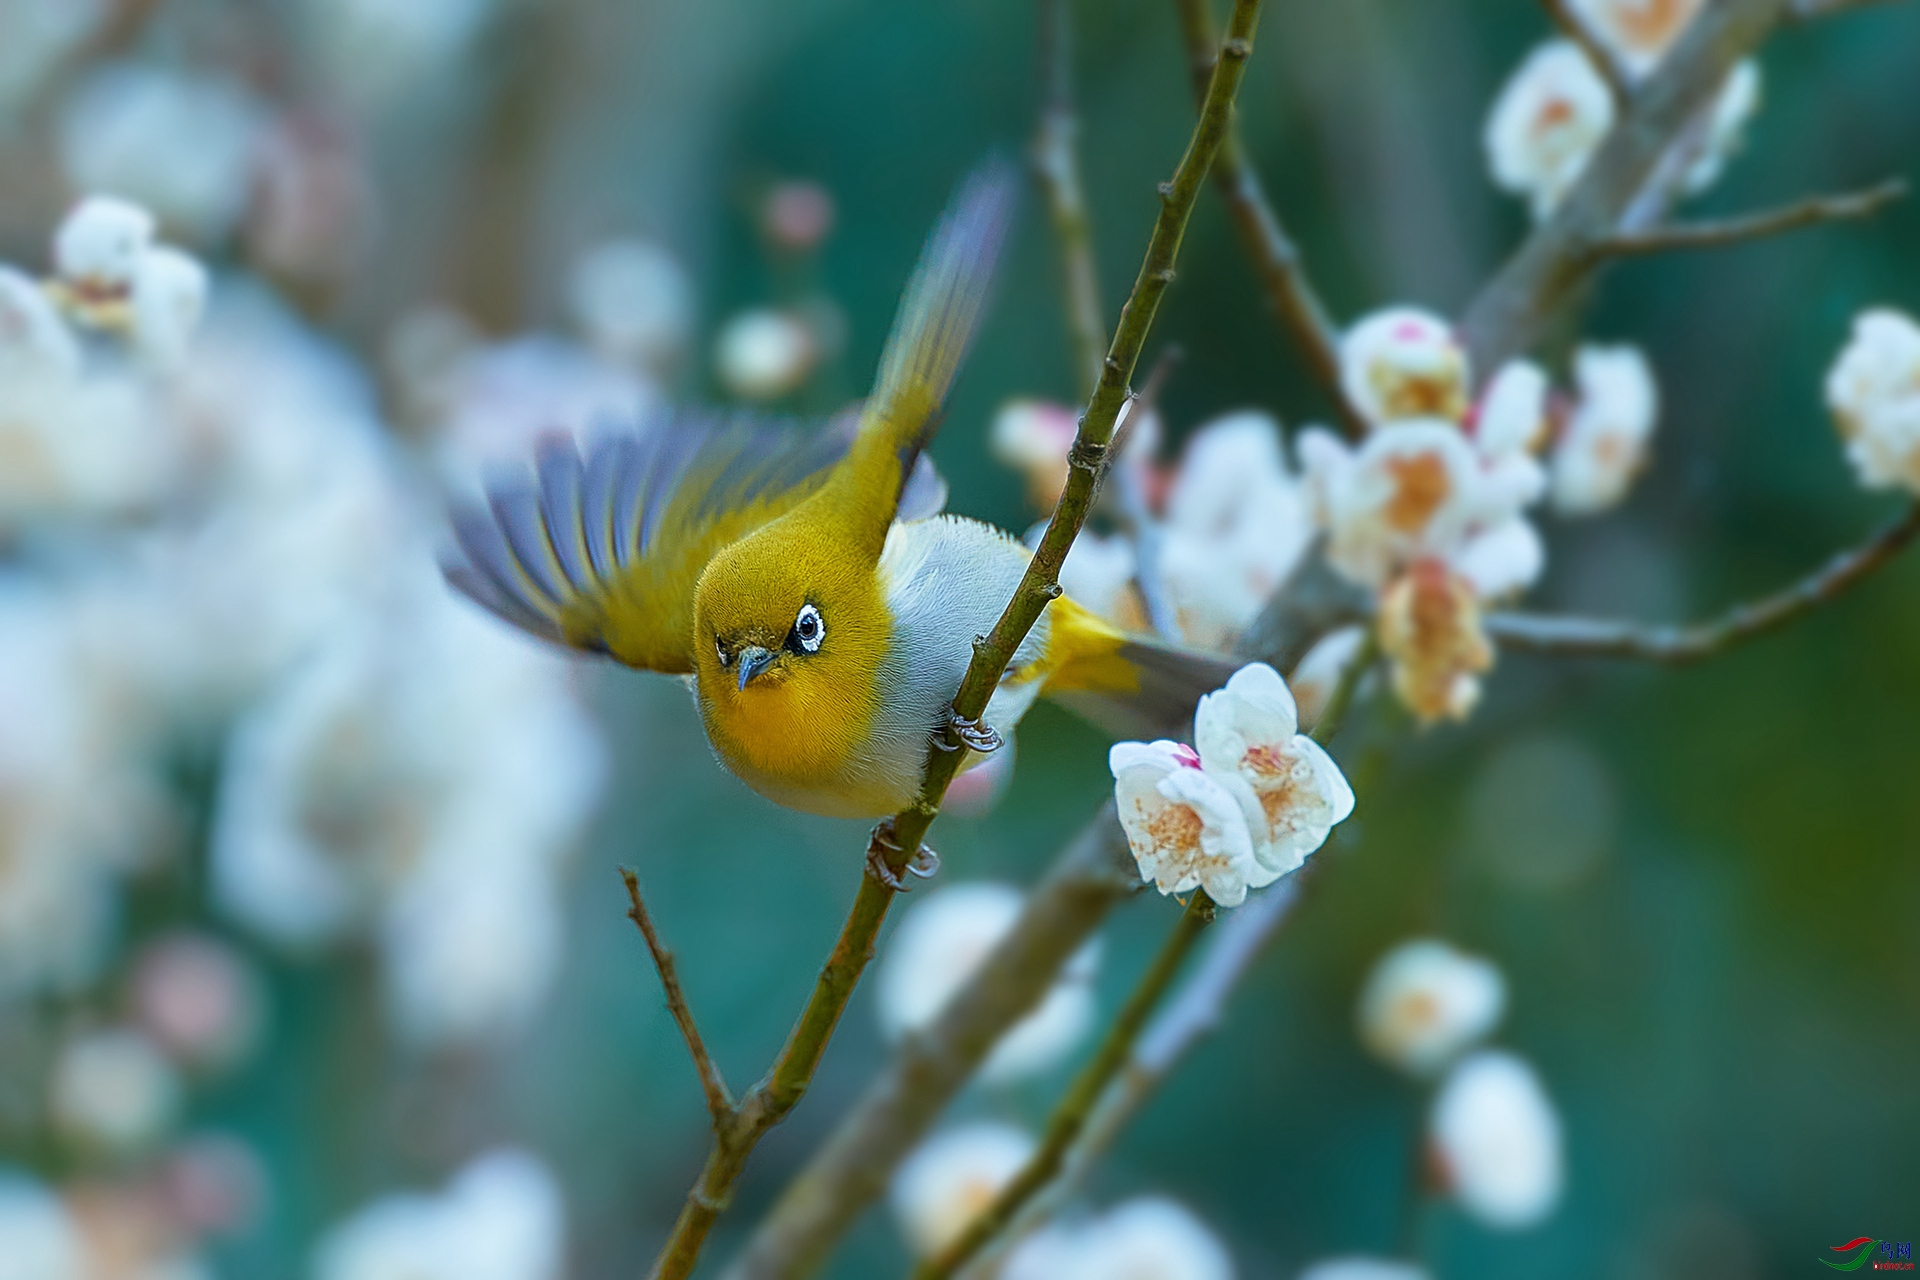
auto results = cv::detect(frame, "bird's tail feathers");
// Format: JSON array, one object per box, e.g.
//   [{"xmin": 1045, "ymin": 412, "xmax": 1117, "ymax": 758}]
[{"xmin": 1041, "ymin": 600, "xmax": 1243, "ymax": 739}]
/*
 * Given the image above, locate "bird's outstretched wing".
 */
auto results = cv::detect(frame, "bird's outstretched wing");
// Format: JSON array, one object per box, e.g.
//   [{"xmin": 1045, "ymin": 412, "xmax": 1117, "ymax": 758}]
[{"xmin": 443, "ymin": 414, "xmax": 947, "ymax": 673}]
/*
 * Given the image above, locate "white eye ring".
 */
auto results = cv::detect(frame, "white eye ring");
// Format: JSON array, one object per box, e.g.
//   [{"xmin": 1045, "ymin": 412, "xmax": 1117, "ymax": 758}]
[
  {"xmin": 715, "ymin": 635, "xmax": 731, "ymax": 667},
  {"xmin": 792, "ymin": 603, "xmax": 825, "ymax": 653}
]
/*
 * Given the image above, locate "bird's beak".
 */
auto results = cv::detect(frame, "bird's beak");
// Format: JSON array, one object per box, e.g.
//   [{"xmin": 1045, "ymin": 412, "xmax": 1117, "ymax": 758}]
[{"xmin": 735, "ymin": 646, "xmax": 775, "ymax": 691}]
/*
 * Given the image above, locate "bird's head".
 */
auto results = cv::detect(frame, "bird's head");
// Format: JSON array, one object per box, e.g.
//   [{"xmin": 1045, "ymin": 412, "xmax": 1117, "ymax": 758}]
[{"xmin": 690, "ymin": 520, "xmax": 890, "ymax": 781}]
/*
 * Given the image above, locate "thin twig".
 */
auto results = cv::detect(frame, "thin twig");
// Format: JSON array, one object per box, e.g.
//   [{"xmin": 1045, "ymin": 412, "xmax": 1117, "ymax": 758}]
[
  {"xmin": 1538, "ymin": 0, "xmax": 1635, "ymax": 103},
  {"xmin": 1489, "ymin": 502, "xmax": 1920, "ymax": 662},
  {"xmin": 1034, "ymin": 0, "xmax": 1108, "ymax": 403},
  {"xmin": 913, "ymin": 891, "xmax": 1219, "ymax": 1280},
  {"xmin": 1171, "ymin": 0, "xmax": 1366, "ymax": 439},
  {"xmin": 1791, "ymin": 0, "xmax": 1913, "ymax": 18},
  {"xmin": 644, "ymin": 6, "xmax": 1267, "ymax": 1275},
  {"xmin": 622, "ymin": 870, "xmax": 734, "ymax": 1132},
  {"xmin": 1459, "ymin": 0, "xmax": 1795, "ymax": 375},
  {"xmin": 1590, "ymin": 177, "xmax": 1908, "ymax": 258}
]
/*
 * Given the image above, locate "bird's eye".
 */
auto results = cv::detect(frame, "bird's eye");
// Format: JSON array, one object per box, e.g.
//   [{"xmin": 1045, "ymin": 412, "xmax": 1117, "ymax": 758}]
[
  {"xmin": 790, "ymin": 603, "xmax": 825, "ymax": 654},
  {"xmin": 714, "ymin": 635, "xmax": 732, "ymax": 667}
]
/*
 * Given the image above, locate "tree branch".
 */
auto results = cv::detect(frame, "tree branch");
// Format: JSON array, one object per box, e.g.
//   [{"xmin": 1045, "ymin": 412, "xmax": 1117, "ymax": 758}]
[
  {"xmin": 912, "ymin": 890, "xmax": 1218, "ymax": 1280},
  {"xmin": 644, "ymin": 5, "xmax": 1267, "ymax": 1274},
  {"xmin": 1459, "ymin": 0, "xmax": 1795, "ymax": 375},
  {"xmin": 623, "ymin": 870, "xmax": 734, "ymax": 1134},
  {"xmin": 1791, "ymin": 0, "xmax": 1913, "ymax": 18},
  {"xmin": 1588, "ymin": 177, "xmax": 1908, "ymax": 258},
  {"xmin": 1538, "ymin": 0, "xmax": 1635, "ymax": 103},
  {"xmin": 1489, "ymin": 502, "xmax": 1920, "ymax": 662},
  {"xmin": 1035, "ymin": 0, "xmax": 1108, "ymax": 403},
  {"xmin": 1171, "ymin": 0, "xmax": 1366, "ymax": 439}
]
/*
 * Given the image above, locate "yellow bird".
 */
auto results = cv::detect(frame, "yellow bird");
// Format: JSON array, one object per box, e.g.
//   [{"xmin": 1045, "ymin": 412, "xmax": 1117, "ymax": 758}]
[{"xmin": 443, "ymin": 164, "xmax": 1233, "ymax": 883}]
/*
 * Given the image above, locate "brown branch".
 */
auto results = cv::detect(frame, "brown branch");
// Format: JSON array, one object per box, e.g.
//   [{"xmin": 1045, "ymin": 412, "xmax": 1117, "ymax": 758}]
[
  {"xmin": 622, "ymin": 870, "xmax": 734, "ymax": 1134},
  {"xmin": 1171, "ymin": 0, "xmax": 1366, "ymax": 439},
  {"xmin": 1539, "ymin": 0, "xmax": 1635, "ymax": 103},
  {"xmin": 1589, "ymin": 177, "xmax": 1908, "ymax": 258},
  {"xmin": 1489, "ymin": 502, "xmax": 1920, "ymax": 662},
  {"xmin": 1459, "ymin": 0, "xmax": 1795, "ymax": 376},
  {"xmin": 1792, "ymin": 0, "xmax": 1913, "ymax": 18},
  {"xmin": 1034, "ymin": 0, "xmax": 1108, "ymax": 403},
  {"xmin": 644, "ymin": 7, "xmax": 1267, "ymax": 1275},
  {"xmin": 912, "ymin": 890, "xmax": 1218, "ymax": 1280}
]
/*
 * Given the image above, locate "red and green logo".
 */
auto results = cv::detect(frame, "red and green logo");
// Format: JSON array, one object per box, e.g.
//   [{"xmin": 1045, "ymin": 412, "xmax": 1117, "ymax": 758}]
[{"xmin": 1823, "ymin": 1238, "xmax": 1914, "ymax": 1271}]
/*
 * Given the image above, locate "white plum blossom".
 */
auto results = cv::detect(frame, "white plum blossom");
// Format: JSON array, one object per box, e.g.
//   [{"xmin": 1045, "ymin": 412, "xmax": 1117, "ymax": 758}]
[
  {"xmin": 49, "ymin": 1028, "xmax": 182, "ymax": 1154},
  {"xmin": 891, "ymin": 1123, "xmax": 1034, "ymax": 1258},
  {"xmin": 715, "ymin": 307, "xmax": 817, "ymax": 401},
  {"xmin": 1567, "ymin": 0, "xmax": 1704, "ymax": 76},
  {"xmin": 1552, "ymin": 344, "xmax": 1660, "ymax": 514},
  {"xmin": 1297, "ymin": 1262, "xmax": 1431, "ymax": 1280},
  {"xmin": 0, "ymin": 1171, "xmax": 86, "ymax": 1280},
  {"xmin": 567, "ymin": 238, "xmax": 695, "ymax": 375},
  {"xmin": 1158, "ymin": 412, "xmax": 1314, "ymax": 652},
  {"xmin": 0, "ymin": 265, "xmax": 81, "ymax": 381},
  {"xmin": 1451, "ymin": 517, "xmax": 1547, "ymax": 601},
  {"xmin": 877, "ymin": 883, "xmax": 1099, "ymax": 1084},
  {"xmin": 52, "ymin": 194, "xmax": 156, "ymax": 300},
  {"xmin": 1005, "ymin": 1197, "xmax": 1235, "ymax": 1280},
  {"xmin": 1824, "ymin": 307, "xmax": 1920, "ymax": 492},
  {"xmin": 1473, "ymin": 361, "xmax": 1549, "ymax": 459},
  {"xmin": 130, "ymin": 246, "xmax": 210, "ymax": 369},
  {"xmin": 1680, "ymin": 61, "xmax": 1761, "ymax": 197},
  {"xmin": 1358, "ymin": 939, "xmax": 1507, "ymax": 1077},
  {"xmin": 1340, "ymin": 309, "xmax": 1470, "ymax": 427},
  {"xmin": 1429, "ymin": 1051, "xmax": 1565, "ymax": 1230},
  {"xmin": 1484, "ymin": 41, "xmax": 1616, "ymax": 220},
  {"xmin": 58, "ymin": 64, "xmax": 266, "ymax": 243},
  {"xmin": 1112, "ymin": 664, "xmax": 1354, "ymax": 907},
  {"xmin": 1299, "ymin": 422, "xmax": 1492, "ymax": 589},
  {"xmin": 992, "ymin": 398, "xmax": 1082, "ymax": 509},
  {"xmin": 313, "ymin": 1149, "xmax": 564, "ymax": 1280}
]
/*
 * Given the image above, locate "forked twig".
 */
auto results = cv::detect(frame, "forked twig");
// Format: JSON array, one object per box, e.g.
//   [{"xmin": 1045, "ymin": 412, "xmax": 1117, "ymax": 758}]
[
  {"xmin": 622, "ymin": 870, "xmax": 734, "ymax": 1133},
  {"xmin": 1590, "ymin": 178, "xmax": 1907, "ymax": 258}
]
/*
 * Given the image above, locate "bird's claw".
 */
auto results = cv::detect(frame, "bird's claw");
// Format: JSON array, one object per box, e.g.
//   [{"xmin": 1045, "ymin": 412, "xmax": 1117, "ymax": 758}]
[
  {"xmin": 866, "ymin": 820, "xmax": 940, "ymax": 891},
  {"xmin": 935, "ymin": 706, "xmax": 1002, "ymax": 755}
]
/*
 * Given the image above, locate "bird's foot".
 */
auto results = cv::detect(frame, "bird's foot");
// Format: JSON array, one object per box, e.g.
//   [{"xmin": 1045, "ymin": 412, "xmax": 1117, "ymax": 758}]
[
  {"xmin": 866, "ymin": 819, "xmax": 940, "ymax": 891},
  {"xmin": 932, "ymin": 706, "xmax": 1003, "ymax": 755}
]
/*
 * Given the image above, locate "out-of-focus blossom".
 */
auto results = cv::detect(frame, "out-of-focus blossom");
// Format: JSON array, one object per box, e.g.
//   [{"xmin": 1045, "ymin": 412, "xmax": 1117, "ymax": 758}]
[
  {"xmin": 1340, "ymin": 309, "xmax": 1470, "ymax": 427},
  {"xmin": 58, "ymin": 64, "xmax": 265, "ymax": 244},
  {"xmin": 1680, "ymin": 62, "xmax": 1760, "ymax": 197},
  {"xmin": 0, "ymin": 1170, "xmax": 85, "ymax": 1280},
  {"xmin": 62, "ymin": 1180, "xmax": 205, "ymax": 1280},
  {"xmin": 131, "ymin": 934, "xmax": 264, "ymax": 1074},
  {"xmin": 1825, "ymin": 307, "xmax": 1920, "ymax": 492},
  {"xmin": 1159, "ymin": 412, "xmax": 1313, "ymax": 652},
  {"xmin": 159, "ymin": 1135, "xmax": 268, "ymax": 1238},
  {"xmin": 1300, "ymin": 423, "xmax": 1485, "ymax": 589},
  {"xmin": 52, "ymin": 195, "xmax": 156, "ymax": 304},
  {"xmin": 1451, "ymin": 517, "xmax": 1546, "ymax": 601},
  {"xmin": 890, "ymin": 1123, "xmax": 1034, "ymax": 1258},
  {"xmin": 715, "ymin": 308, "xmax": 817, "ymax": 401},
  {"xmin": 129, "ymin": 247, "xmax": 209, "ymax": 370},
  {"xmin": 1551, "ymin": 344, "xmax": 1659, "ymax": 515},
  {"xmin": 1376, "ymin": 560, "xmax": 1494, "ymax": 724},
  {"xmin": 568, "ymin": 239, "xmax": 695, "ymax": 376},
  {"xmin": 49, "ymin": 1029, "xmax": 182, "ymax": 1155},
  {"xmin": 1112, "ymin": 664, "xmax": 1353, "ymax": 907},
  {"xmin": 313, "ymin": 1148, "xmax": 564, "ymax": 1280},
  {"xmin": 1358, "ymin": 939, "xmax": 1507, "ymax": 1077},
  {"xmin": 1484, "ymin": 41, "xmax": 1616, "ymax": 220},
  {"xmin": 762, "ymin": 180, "xmax": 837, "ymax": 252},
  {"xmin": 1568, "ymin": 0, "xmax": 1704, "ymax": 75},
  {"xmin": 1473, "ymin": 361, "xmax": 1549, "ymax": 459},
  {"xmin": 1287, "ymin": 625, "xmax": 1367, "ymax": 731},
  {"xmin": 1429, "ymin": 1051, "xmax": 1564, "ymax": 1230},
  {"xmin": 877, "ymin": 882, "xmax": 1098, "ymax": 1083},
  {"xmin": 247, "ymin": 113, "xmax": 371, "ymax": 288},
  {"xmin": 1296, "ymin": 1260, "xmax": 1431, "ymax": 1280},
  {"xmin": 0, "ymin": 266, "xmax": 81, "ymax": 380},
  {"xmin": 0, "ymin": 0, "xmax": 108, "ymax": 116},
  {"xmin": 991, "ymin": 399, "xmax": 1081, "ymax": 510},
  {"xmin": 940, "ymin": 734, "xmax": 1018, "ymax": 818},
  {"xmin": 303, "ymin": 0, "xmax": 508, "ymax": 108},
  {"xmin": 1005, "ymin": 1197, "xmax": 1235, "ymax": 1280},
  {"xmin": 1057, "ymin": 533, "xmax": 1147, "ymax": 636}
]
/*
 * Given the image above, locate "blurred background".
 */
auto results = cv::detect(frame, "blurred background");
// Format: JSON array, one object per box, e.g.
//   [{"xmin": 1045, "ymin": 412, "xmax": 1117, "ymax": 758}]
[{"xmin": 1, "ymin": 0, "xmax": 1917, "ymax": 1277}]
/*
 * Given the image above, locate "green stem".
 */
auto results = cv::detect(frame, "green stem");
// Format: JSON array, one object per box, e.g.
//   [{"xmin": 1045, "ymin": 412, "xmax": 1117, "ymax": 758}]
[{"xmin": 1035, "ymin": 0, "xmax": 1107, "ymax": 403}]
